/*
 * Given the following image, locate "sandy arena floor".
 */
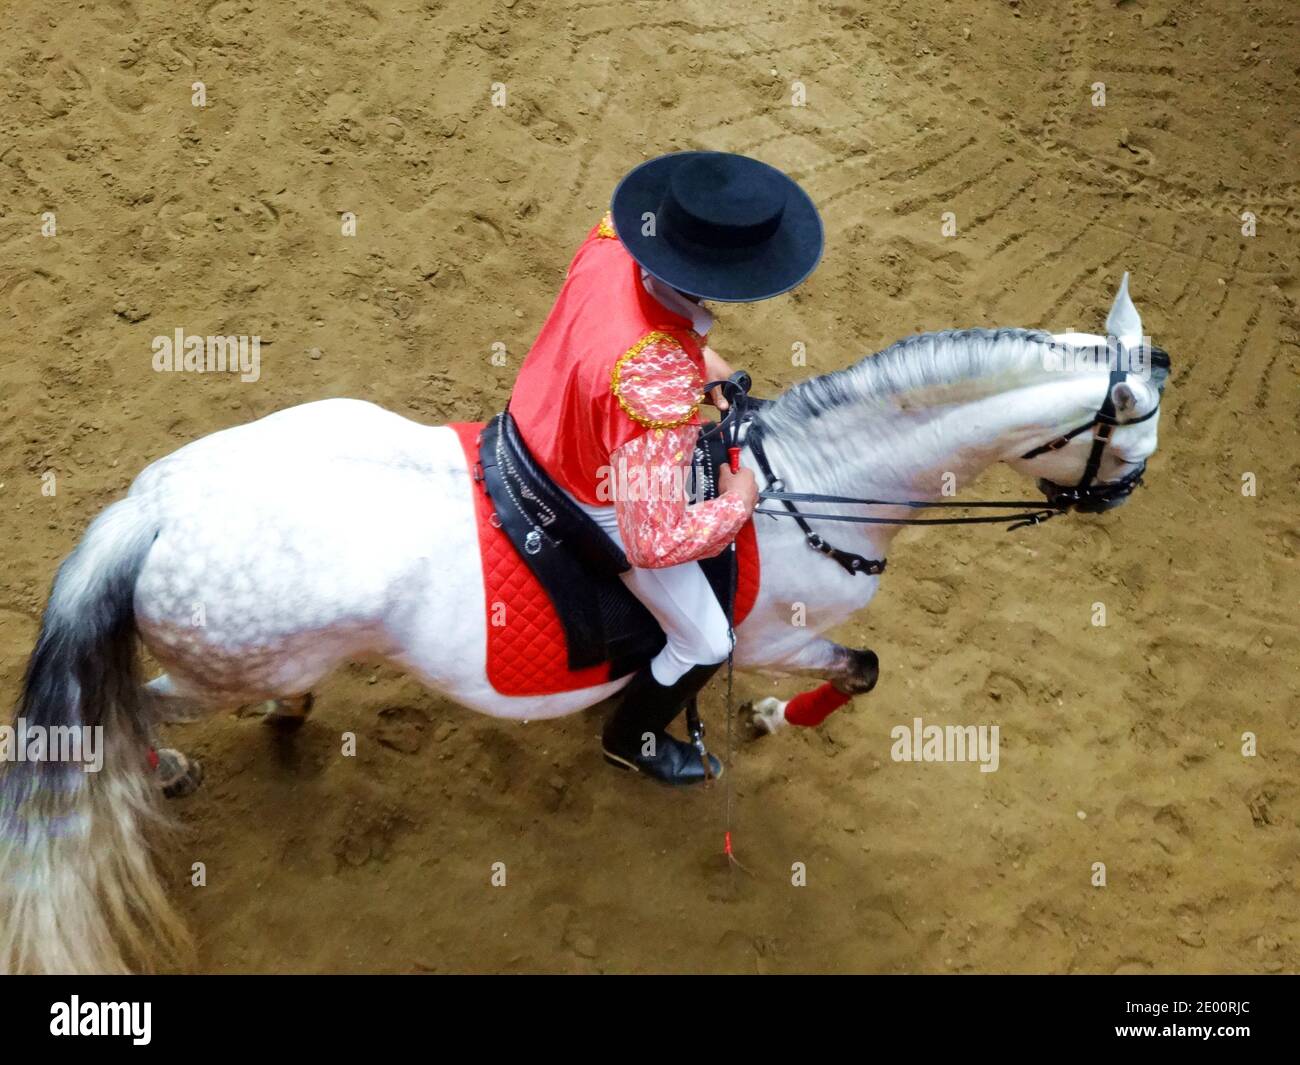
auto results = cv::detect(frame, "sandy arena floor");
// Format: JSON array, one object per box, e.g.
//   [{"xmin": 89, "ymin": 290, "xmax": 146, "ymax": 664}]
[{"xmin": 0, "ymin": 0, "xmax": 1296, "ymax": 973}]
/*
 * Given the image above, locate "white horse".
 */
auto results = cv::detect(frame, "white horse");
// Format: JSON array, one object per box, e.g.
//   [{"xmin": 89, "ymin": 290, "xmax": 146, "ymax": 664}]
[{"xmin": 0, "ymin": 276, "xmax": 1166, "ymax": 973}]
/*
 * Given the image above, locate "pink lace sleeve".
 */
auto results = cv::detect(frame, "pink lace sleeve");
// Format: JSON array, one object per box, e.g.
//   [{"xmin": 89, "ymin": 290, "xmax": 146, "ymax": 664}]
[{"xmin": 609, "ymin": 425, "xmax": 750, "ymax": 568}]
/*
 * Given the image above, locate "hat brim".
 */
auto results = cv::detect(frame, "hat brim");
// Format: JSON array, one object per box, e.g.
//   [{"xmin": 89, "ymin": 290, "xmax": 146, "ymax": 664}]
[{"xmin": 610, "ymin": 152, "xmax": 824, "ymax": 303}]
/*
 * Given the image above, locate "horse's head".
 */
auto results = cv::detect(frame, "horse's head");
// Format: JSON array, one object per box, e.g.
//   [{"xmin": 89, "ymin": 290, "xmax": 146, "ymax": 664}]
[{"xmin": 1008, "ymin": 274, "xmax": 1170, "ymax": 514}]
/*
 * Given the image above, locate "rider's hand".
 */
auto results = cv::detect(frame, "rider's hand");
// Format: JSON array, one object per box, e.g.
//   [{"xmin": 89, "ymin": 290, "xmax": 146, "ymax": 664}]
[
  {"xmin": 702, "ymin": 345, "xmax": 734, "ymax": 411},
  {"xmin": 718, "ymin": 464, "xmax": 759, "ymax": 513}
]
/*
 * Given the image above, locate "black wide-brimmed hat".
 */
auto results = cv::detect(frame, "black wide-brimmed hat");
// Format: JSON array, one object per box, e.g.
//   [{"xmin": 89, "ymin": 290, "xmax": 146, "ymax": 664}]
[{"xmin": 610, "ymin": 151, "xmax": 824, "ymax": 303}]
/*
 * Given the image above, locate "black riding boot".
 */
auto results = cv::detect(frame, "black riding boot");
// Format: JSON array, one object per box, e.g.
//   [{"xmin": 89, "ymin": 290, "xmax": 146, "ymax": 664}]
[{"xmin": 602, "ymin": 663, "xmax": 724, "ymax": 786}]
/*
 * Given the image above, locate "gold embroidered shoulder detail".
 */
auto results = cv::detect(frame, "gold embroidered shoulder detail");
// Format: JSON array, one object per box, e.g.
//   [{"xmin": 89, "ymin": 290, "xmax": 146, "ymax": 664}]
[{"xmin": 610, "ymin": 331, "xmax": 704, "ymax": 430}]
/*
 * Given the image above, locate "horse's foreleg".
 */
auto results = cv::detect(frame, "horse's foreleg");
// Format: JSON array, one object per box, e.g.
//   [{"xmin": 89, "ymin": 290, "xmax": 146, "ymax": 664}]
[{"xmin": 751, "ymin": 638, "xmax": 878, "ymax": 735}]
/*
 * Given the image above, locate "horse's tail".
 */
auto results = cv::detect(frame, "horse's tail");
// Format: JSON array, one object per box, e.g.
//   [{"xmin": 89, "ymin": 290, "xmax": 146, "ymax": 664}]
[{"xmin": 0, "ymin": 498, "xmax": 189, "ymax": 974}]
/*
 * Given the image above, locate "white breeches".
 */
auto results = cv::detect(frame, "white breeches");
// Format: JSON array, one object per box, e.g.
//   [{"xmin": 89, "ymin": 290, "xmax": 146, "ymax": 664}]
[{"xmin": 575, "ymin": 500, "xmax": 733, "ymax": 685}]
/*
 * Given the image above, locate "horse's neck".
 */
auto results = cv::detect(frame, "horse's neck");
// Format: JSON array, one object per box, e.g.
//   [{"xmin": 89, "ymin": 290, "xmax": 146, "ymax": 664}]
[{"xmin": 753, "ymin": 330, "xmax": 1106, "ymax": 551}]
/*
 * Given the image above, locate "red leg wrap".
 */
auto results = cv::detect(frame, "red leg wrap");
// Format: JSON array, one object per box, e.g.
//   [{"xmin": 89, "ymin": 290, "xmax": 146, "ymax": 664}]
[{"xmin": 783, "ymin": 682, "xmax": 852, "ymax": 727}]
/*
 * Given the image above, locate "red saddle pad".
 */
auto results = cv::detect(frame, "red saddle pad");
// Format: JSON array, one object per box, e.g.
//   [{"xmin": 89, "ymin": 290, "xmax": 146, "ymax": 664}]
[{"xmin": 449, "ymin": 422, "xmax": 759, "ymax": 697}]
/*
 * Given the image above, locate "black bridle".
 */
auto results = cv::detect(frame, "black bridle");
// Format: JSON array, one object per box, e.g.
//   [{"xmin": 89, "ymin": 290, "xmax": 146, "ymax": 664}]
[
  {"xmin": 712, "ymin": 346, "xmax": 1170, "ymax": 577},
  {"xmin": 1022, "ymin": 361, "xmax": 1161, "ymax": 514}
]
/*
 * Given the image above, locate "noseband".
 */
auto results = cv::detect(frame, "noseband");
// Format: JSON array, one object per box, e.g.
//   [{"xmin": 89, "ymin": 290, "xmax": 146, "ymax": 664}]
[
  {"xmin": 736, "ymin": 345, "xmax": 1170, "ymax": 576},
  {"xmin": 1021, "ymin": 352, "xmax": 1166, "ymax": 513}
]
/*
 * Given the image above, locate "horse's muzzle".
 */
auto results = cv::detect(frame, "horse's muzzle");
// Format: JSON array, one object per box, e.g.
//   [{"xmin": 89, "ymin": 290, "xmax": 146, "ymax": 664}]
[{"xmin": 1038, "ymin": 462, "xmax": 1148, "ymax": 514}]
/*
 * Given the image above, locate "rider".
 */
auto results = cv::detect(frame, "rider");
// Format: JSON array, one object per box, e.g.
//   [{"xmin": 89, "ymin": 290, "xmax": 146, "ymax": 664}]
[{"xmin": 510, "ymin": 151, "xmax": 824, "ymax": 785}]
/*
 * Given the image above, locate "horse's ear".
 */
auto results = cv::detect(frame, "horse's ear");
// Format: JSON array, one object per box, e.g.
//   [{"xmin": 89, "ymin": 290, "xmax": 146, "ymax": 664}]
[
  {"xmin": 1105, "ymin": 271, "xmax": 1143, "ymax": 344},
  {"xmin": 1112, "ymin": 378, "xmax": 1156, "ymax": 418},
  {"xmin": 1111, "ymin": 380, "xmax": 1141, "ymax": 417}
]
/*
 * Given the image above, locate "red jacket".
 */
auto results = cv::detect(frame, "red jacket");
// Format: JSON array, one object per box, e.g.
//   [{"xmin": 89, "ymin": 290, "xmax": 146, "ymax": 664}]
[
  {"xmin": 511, "ymin": 218, "xmax": 706, "ymax": 505},
  {"xmin": 509, "ymin": 215, "xmax": 749, "ymax": 567}
]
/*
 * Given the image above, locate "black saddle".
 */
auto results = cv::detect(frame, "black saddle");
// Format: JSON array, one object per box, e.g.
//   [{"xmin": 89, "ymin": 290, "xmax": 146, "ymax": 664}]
[{"xmin": 476, "ymin": 411, "xmax": 745, "ymax": 676}]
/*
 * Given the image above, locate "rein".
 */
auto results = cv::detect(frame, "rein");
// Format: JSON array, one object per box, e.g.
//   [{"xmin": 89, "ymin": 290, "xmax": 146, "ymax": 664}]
[
  {"xmin": 726, "ymin": 347, "xmax": 1167, "ymax": 576},
  {"xmin": 702, "ymin": 375, "xmax": 1063, "ymax": 577},
  {"xmin": 747, "ymin": 422, "xmax": 1066, "ymax": 575}
]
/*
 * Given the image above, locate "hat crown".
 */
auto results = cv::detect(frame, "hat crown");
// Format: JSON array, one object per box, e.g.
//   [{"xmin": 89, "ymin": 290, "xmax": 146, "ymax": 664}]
[
  {"xmin": 663, "ymin": 154, "xmax": 786, "ymax": 249},
  {"xmin": 609, "ymin": 150, "xmax": 823, "ymax": 302}
]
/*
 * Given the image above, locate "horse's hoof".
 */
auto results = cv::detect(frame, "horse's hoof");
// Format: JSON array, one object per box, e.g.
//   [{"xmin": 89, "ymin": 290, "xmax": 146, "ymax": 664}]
[
  {"xmin": 260, "ymin": 694, "xmax": 314, "ymax": 732},
  {"xmin": 157, "ymin": 749, "xmax": 204, "ymax": 799},
  {"xmin": 263, "ymin": 711, "xmax": 306, "ymax": 733},
  {"xmin": 750, "ymin": 697, "xmax": 787, "ymax": 736}
]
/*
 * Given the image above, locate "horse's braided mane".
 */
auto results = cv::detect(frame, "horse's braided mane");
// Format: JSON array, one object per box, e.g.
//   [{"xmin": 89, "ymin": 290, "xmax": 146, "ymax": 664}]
[{"xmin": 759, "ymin": 327, "xmax": 1058, "ymax": 430}]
